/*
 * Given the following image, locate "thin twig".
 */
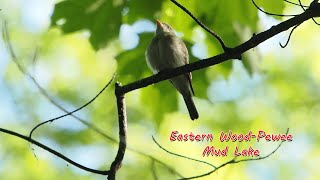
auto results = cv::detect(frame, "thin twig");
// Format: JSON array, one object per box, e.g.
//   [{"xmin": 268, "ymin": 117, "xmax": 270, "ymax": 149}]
[
  {"xmin": 0, "ymin": 128, "xmax": 109, "ymax": 175},
  {"xmin": 284, "ymin": 0, "xmax": 309, "ymax": 7},
  {"xmin": 170, "ymin": 0, "xmax": 228, "ymax": 51},
  {"xmin": 298, "ymin": 0, "xmax": 307, "ymax": 11},
  {"xmin": 252, "ymin": 0, "xmax": 298, "ymax": 17},
  {"xmin": 29, "ymin": 74, "xmax": 115, "ymax": 138},
  {"xmin": 152, "ymin": 136, "xmax": 216, "ymax": 169},
  {"xmin": 28, "ymin": 74, "xmax": 115, "ymax": 139},
  {"xmin": 279, "ymin": 24, "xmax": 300, "ymax": 48}
]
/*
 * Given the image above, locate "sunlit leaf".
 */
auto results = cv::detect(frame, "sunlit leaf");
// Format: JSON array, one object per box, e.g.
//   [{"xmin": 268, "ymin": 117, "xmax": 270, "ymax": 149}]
[{"xmin": 51, "ymin": 0, "xmax": 124, "ymax": 50}]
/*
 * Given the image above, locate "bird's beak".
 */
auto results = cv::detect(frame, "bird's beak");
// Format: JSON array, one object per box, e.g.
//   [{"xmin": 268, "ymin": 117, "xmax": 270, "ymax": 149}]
[{"xmin": 156, "ymin": 19, "xmax": 162, "ymax": 27}]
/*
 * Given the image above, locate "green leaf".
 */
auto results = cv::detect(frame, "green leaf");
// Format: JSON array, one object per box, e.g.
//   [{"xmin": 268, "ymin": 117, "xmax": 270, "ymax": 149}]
[
  {"xmin": 51, "ymin": 0, "xmax": 124, "ymax": 50},
  {"xmin": 123, "ymin": 0, "xmax": 164, "ymax": 23},
  {"xmin": 205, "ymin": 0, "xmax": 258, "ymax": 47}
]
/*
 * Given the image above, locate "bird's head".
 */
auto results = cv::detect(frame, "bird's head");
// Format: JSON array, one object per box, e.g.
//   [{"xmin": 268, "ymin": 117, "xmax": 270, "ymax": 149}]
[{"xmin": 156, "ymin": 19, "xmax": 175, "ymax": 35}]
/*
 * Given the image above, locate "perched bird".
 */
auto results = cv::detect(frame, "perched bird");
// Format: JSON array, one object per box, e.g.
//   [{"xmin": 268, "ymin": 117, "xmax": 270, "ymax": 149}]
[{"xmin": 145, "ymin": 19, "xmax": 199, "ymax": 120}]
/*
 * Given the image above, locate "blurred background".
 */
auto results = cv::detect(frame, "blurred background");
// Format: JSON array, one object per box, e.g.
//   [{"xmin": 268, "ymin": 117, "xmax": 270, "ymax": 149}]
[{"xmin": 0, "ymin": 0, "xmax": 319, "ymax": 179}]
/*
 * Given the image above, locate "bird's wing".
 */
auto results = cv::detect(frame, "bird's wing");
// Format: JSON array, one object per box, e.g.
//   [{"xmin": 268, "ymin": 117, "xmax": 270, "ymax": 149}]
[
  {"xmin": 175, "ymin": 37, "xmax": 195, "ymax": 96},
  {"xmin": 146, "ymin": 36, "xmax": 161, "ymax": 73},
  {"xmin": 176, "ymin": 37, "xmax": 189, "ymax": 65}
]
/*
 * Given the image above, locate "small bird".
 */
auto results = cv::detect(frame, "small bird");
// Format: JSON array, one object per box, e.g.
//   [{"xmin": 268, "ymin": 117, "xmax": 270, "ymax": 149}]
[{"xmin": 145, "ymin": 19, "xmax": 199, "ymax": 120}]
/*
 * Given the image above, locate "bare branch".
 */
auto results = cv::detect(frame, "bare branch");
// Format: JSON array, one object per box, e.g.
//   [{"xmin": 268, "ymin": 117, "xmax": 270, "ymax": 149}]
[
  {"xmin": 108, "ymin": 82, "xmax": 128, "ymax": 180},
  {"xmin": 0, "ymin": 128, "xmax": 109, "ymax": 175},
  {"xmin": 280, "ymin": 24, "xmax": 300, "ymax": 48}
]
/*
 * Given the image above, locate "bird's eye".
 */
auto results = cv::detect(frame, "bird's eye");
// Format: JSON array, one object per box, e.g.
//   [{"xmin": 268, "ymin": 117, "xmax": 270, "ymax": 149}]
[{"xmin": 164, "ymin": 24, "xmax": 172, "ymax": 30}]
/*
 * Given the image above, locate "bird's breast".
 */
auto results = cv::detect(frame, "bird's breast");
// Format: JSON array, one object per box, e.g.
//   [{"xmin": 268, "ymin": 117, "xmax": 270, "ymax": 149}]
[{"xmin": 146, "ymin": 34, "xmax": 187, "ymax": 73}]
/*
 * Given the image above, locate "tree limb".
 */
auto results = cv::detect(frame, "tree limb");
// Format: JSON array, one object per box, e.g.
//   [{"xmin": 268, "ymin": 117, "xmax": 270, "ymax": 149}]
[{"xmin": 108, "ymin": 82, "xmax": 128, "ymax": 180}]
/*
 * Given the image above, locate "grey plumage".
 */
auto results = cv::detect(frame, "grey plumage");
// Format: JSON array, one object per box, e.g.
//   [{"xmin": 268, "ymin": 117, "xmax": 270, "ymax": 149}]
[{"xmin": 145, "ymin": 20, "xmax": 199, "ymax": 120}]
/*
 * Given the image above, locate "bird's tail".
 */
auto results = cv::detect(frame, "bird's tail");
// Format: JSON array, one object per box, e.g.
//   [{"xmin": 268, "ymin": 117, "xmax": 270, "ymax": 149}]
[{"xmin": 183, "ymin": 95, "xmax": 199, "ymax": 120}]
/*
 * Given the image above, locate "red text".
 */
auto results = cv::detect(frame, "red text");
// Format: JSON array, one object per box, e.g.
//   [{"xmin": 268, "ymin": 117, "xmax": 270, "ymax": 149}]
[
  {"xmin": 257, "ymin": 130, "xmax": 293, "ymax": 142},
  {"xmin": 202, "ymin": 146, "xmax": 229, "ymax": 157},
  {"xmin": 234, "ymin": 146, "xmax": 260, "ymax": 157},
  {"xmin": 170, "ymin": 131, "xmax": 213, "ymax": 142},
  {"xmin": 220, "ymin": 130, "xmax": 253, "ymax": 142}
]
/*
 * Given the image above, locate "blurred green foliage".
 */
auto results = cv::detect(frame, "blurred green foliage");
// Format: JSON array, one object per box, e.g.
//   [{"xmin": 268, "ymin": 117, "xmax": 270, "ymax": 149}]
[
  {"xmin": 51, "ymin": 0, "xmax": 124, "ymax": 49},
  {"xmin": 1, "ymin": 0, "xmax": 320, "ymax": 180}
]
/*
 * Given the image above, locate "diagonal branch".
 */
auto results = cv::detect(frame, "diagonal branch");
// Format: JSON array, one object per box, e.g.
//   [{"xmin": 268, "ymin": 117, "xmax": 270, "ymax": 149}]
[
  {"xmin": 170, "ymin": 0, "xmax": 228, "ymax": 51},
  {"xmin": 0, "ymin": 128, "xmax": 110, "ymax": 175}
]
